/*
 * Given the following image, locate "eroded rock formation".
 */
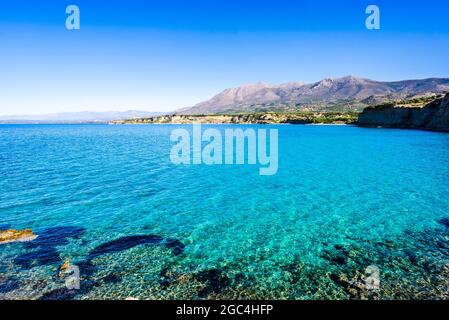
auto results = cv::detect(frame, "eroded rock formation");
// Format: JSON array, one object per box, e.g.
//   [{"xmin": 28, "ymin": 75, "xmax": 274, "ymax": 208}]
[{"xmin": 358, "ymin": 93, "xmax": 449, "ymax": 132}]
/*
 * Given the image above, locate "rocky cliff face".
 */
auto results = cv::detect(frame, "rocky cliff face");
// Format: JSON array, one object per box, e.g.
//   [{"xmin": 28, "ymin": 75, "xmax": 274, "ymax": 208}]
[{"xmin": 358, "ymin": 93, "xmax": 449, "ymax": 132}]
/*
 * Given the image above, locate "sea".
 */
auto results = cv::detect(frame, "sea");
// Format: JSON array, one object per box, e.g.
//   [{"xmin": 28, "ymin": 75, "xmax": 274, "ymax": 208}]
[{"xmin": 1, "ymin": 124, "xmax": 448, "ymax": 299}]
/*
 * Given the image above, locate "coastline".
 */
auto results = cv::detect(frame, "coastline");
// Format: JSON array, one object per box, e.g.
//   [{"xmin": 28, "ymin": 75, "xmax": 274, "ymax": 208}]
[
  {"xmin": 111, "ymin": 112, "xmax": 359, "ymax": 125},
  {"xmin": 357, "ymin": 93, "xmax": 449, "ymax": 132},
  {"xmin": 304, "ymin": 123, "xmax": 351, "ymax": 126}
]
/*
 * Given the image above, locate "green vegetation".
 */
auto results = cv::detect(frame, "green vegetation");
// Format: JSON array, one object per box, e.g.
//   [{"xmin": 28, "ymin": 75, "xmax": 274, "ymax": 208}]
[
  {"xmin": 113, "ymin": 111, "xmax": 359, "ymax": 125},
  {"xmin": 396, "ymin": 95, "xmax": 443, "ymax": 106},
  {"xmin": 308, "ymin": 112, "xmax": 359, "ymax": 124},
  {"xmin": 366, "ymin": 95, "xmax": 443, "ymax": 111}
]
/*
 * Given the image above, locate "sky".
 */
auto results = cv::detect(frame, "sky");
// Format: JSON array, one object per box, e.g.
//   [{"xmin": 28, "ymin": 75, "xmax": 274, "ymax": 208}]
[{"xmin": 0, "ymin": 0, "xmax": 449, "ymax": 115}]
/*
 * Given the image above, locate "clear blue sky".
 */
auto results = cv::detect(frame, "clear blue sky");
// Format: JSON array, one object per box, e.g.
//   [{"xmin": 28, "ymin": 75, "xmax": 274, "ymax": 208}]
[{"xmin": 1, "ymin": 0, "xmax": 449, "ymax": 115}]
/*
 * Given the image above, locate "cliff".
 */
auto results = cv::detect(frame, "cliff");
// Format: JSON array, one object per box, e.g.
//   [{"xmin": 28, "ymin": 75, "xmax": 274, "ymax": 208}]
[{"xmin": 357, "ymin": 93, "xmax": 449, "ymax": 132}]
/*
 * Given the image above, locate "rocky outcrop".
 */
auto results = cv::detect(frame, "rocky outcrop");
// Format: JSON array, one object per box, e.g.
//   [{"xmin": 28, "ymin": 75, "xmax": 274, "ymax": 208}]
[
  {"xmin": 0, "ymin": 229, "xmax": 37, "ymax": 245},
  {"xmin": 357, "ymin": 93, "xmax": 449, "ymax": 132}
]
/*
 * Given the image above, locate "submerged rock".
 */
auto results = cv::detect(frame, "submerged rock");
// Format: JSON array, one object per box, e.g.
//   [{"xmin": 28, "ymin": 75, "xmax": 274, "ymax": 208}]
[
  {"xmin": 196, "ymin": 269, "xmax": 231, "ymax": 298},
  {"xmin": 38, "ymin": 287, "xmax": 78, "ymax": 300},
  {"xmin": 0, "ymin": 276, "xmax": 20, "ymax": 293},
  {"xmin": 13, "ymin": 226, "xmax": 85, "ymax": 269},
  {"xmin": 87, "ymin": 235, "xmax": 185, "ymax": 260},
  {"xmin": 14, "ymin": 246, "xmax": 61, "ymax": 269},
  {"xmin": 0, "ymin": 229, "xmax": 37, "ymax": 245},
  {"xmin": 438, "ymin": 218, "xmax": 449, "ymax": 228}
]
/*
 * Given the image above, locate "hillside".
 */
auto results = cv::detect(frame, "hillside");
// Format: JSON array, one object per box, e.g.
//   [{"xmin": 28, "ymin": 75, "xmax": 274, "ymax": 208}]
[{"xmin": 178, "ymin": 76, "xmax": 449, "ymax": 114}]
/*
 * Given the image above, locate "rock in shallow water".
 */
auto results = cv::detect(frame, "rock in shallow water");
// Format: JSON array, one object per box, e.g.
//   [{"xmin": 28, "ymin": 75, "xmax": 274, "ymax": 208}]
[
  {"xmin": 0, "ymin": 229, "xmax": 37, "ymax": 245},
  {"xmin": 87, "ymin": 235, "xmax": 185, "ymax": 260},
  {"xmin": 13, "ymin": 226, "xmax": 86, "ymax": 270},
  {"xmin": 0, "ymin": 276, "xmax": 20, "ymax": 293}
]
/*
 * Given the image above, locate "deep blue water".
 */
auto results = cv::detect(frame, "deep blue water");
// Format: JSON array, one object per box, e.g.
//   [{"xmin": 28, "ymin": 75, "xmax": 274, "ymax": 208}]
[{"xmin": 1, "ymin": 124, "xmax": 449, "ymax": 299}]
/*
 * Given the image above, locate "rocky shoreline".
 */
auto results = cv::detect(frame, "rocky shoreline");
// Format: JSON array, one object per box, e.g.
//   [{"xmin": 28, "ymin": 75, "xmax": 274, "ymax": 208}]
[
  {"xmin": 111, "ymin": 94, "xmax": 449, "ymax": 130},
  {"xmin": 357, "ymin": 93, "xmax": 449, "ymax": 132},
  {"xmin": 111, "ymin": 112, "xmax": 358, "ymax": 125}
]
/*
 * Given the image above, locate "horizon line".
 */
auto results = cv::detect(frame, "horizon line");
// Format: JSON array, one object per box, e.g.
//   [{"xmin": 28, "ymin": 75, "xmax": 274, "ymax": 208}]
[{"xmin": 1, "ymin": 75, "xmax": 449, "ymax": 118}]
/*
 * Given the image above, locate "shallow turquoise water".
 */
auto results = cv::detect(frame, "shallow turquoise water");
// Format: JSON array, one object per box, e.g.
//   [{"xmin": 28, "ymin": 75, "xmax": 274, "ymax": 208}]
[{"xmin": 1, "ymin": 124, "xmax": 449, "ymax": 299}]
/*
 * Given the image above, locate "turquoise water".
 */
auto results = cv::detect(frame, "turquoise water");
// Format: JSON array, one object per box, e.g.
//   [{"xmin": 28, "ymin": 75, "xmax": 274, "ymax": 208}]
[{"xmin": 1, "ymin": 124, "xmax": 449, "ymax": 299}]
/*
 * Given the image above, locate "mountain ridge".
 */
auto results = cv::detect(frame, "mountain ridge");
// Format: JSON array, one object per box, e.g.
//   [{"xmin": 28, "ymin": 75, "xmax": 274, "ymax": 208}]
[{"xmin": 177, "ymin": 76, "xmax": 449, "ymax": 114}]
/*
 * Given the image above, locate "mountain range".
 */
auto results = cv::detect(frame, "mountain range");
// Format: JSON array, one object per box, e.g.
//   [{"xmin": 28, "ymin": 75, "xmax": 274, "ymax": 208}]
[
  {"xmin": 0, "ymin": 110, "xmax": 166, "ymax": 123},
  {"xmin": 177, "ymin": 76, "xmax": 449, "ymax": 114},
  {"xmin": 2, "ymin": 76, "xmax": 449, "ymax": 122}
]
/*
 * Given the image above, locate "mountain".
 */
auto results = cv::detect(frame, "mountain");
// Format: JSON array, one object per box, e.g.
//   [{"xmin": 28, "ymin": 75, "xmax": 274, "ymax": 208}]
[
  {"xmin": 178, "ymin": 76, "xmax": 449, "ymax": 114},
  {"xmin": 0, "ymin": 110, "xmax": 166, "ymax": 123}
]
